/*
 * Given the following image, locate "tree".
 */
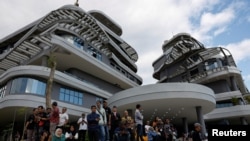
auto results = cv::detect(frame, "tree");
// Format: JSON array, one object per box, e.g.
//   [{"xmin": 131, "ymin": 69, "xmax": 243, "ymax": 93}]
[
  {"xmin": 45, "ymin": 53, "xmax": 57, "ymax": 108},
  {"xmin": 231, "ymin": 96, "xmax": 239, "ymax": 106},
  {"xmin": 244, "ymin": 96, "xmax": 250, "ymax": 104}
]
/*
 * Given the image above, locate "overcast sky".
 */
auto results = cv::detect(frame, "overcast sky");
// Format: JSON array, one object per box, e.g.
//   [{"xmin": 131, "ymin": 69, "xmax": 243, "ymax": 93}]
[{"xmin": 0, "ymin": 0, "xmax": 250, "ymax": 89}]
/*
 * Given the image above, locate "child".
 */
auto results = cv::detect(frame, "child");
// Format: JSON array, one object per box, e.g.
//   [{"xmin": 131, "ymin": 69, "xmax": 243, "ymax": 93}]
[{"xmin": 147, "ymin": 127, "xmax": 160, "ymax": 141}]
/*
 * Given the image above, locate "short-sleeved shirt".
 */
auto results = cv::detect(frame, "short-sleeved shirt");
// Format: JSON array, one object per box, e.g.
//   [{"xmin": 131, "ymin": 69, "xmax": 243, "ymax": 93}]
[
  {"xmin": 103, "ymin": 106, "xmax": 111, "ymax": 123},
  {"xmin": 27, "ymin": 114, "xmax": 36, "ymax": 130},
  {"xmin": 58, "ymin": 112, "xmax": 69, "ymax": 126},
  {"xmin": 192, "ymin": 131, "xmax": 202, "ymax": 141},
  {"xmin": 50, "ymin": 107, "xmax": 59, "ymax": 124},
  {"xmin": 78, "ymin": 116, "xmax": 87, "ymax": 130}
]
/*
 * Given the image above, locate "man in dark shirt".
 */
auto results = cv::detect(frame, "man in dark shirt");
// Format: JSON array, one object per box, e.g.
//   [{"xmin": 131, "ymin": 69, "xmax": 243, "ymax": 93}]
[
  {"xmin": 87, "ymin": 105, "xmax": 100, "ymax": 141},
  {"xmin": 114, "ymin": 122, "xmax": 130, "ymax": 141},
  {"xmin": 191, "ymin": 123, "xmax": 206, "ymax": 141},
  {"xmin": 37, "ymin": 105, "xmax": 47, "ymax": 140},
  {"xmin": 110, "ymin": 106, "xmax": 121, "ymax": 141},
  {"xmin": 25, "ymin": 108, "xmax": 38, "ymax": 141}
]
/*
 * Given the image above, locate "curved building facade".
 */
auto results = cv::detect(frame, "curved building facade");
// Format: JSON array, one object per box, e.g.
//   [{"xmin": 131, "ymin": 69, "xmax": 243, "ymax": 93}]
[
  {"xmin": 109, "ymin": 32, "xmax": 250, "ymax": 135},
  {"xmin": 0, "ymin": 4, "xmax": 142, "ymax": 135},
  {"xmin": 152, "ymin": 33, "xmax": 250, "ymax": 126},
  {"xmin": 1, "ymin": 4, "xmax": 250, "ymax": 139}
]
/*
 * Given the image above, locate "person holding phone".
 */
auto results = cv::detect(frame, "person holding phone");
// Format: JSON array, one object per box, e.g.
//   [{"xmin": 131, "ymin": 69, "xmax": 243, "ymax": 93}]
[{"xmin": 77, "ymin": 113, "xmax": 87, "ymax": 141}]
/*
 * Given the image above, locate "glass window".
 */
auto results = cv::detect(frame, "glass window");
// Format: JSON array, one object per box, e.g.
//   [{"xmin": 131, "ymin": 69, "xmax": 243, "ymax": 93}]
[
  {"xmin": 216, "ymin": 103, "xmax": 233, "ymax": 108},
  {"xmin": 73, "ymin": 36, "xmax": 84, "ymax": 49},
  {"xmin": 59, "ymin": 87, "xmax": 83, "ymax": 105},
  {"xmin": 87, "ymin": 47, "xmax": 102, "ymax": 61},
  {"xmin": 205, "ymin": 59, "xmax": 218, "ymax": 70},
  {"xmin": 0, "ymin": 85, "xmax": 7, "ymax": 99},
  {"xmin": 10, "ymin": 77, "xmax": 46, "ymax": 96},
  {"xmin": 96, "ymin": 97, "xmax": 103, "ymax": 102}
]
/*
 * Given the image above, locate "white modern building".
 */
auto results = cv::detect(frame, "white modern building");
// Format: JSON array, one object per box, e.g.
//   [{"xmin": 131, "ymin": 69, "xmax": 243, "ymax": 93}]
[
  {"xmin": 0, "ymin": 4, "xmax": 142, "ymax": 138},
  {"xmin": 109, "ymin": 33, "xmax": 250, "ymax": 135},
  {"xmin": 0, "ymin": 4, "xmax": 249, "ymax": 139}
]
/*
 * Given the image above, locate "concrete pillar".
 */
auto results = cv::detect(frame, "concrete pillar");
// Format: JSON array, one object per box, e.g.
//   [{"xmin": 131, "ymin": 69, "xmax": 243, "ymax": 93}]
[
  {"xmin": 230, "ymin": 76, "xmax": 238, "ymax": 91},
  {"xmin": 41, "ymin": 55, "xmax": 49, "ymax": 67},
  {"xmin": 240, "ymin": 117, "xmax": 248, "ymax": 125},
  {"xmin": 196, "ymin": 106, "xmax": 207, "ymax": 136},
  {"xmin": 182, "ymin": 117, "xmax": 188, "ymax": 134}
]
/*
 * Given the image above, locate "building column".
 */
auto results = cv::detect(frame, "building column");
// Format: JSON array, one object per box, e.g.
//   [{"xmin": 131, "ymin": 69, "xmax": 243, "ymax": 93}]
[
  {"xmin": 230, "ymin": 76, "xmax": 238, "ymax": 91},
  {"xmin": 196, "ymin": 106, "xmax": 207, "ymax": 136},
  {"xmin": 240, "ymin": 117, "xmax": 248, "ymax": 125},
  {"xmin": 182, "ymin": 117, "xmax": 188, "ymax": 134}
]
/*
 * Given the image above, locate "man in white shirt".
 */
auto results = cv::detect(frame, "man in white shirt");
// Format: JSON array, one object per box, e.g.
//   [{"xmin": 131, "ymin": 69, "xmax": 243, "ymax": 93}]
[
  {"xmin": 56, "ymin": 107, "xmax": 69, "ymax": 133},
  {"xmin": 135, "ymin": 104, "xmax": 144, "ymax": 141},
  {"xmin": 96, "ymin": 100, "xmax": 107, "ymax": 141},
  {"xmin": 78, "ymin": 113, "xmax": 87, "ymax": 141}
]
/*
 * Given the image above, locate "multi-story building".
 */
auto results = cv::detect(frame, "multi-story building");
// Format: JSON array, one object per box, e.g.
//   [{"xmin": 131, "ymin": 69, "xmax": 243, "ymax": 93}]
[
  {"xmin": 0, "ymin": 4, "xmax": 142, "ymax": 137},
  {"xmin": 1, "ymin": 3, "xmax": 250, "ymax": 139},
  {"xmin": 152, "ymin": 32, "xmax": 250, "ymax": 126},
  {"xmin": 109, "ymin": 32, "xmax": 250, "ymax": 136}
]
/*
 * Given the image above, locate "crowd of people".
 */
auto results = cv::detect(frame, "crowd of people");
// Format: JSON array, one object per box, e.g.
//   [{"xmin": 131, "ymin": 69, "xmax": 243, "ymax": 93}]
[{"xmin": 21, "ymin": 100, "xmax": 205, "ymax": 141}]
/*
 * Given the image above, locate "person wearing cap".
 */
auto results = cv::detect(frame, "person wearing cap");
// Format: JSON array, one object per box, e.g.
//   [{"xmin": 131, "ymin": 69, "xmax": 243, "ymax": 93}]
[{"xmin": 191, "ymin": 123, "xmax": 205, "ymax": 141}]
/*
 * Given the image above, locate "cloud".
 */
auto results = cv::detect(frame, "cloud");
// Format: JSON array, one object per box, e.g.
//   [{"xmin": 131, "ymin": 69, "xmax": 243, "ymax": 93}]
[
  {"xmin": 247, "ymin": 16, "xmax": 250, "ymax": 23},
  {"xmin": 243, "ymin": 74, "xmax": 250, "ymax": 90},
  {"xmin": 192, "ymin": 4, "xmax": 236, "ymax": 44},
  {"xmin": 224, "ymin": 39, "xmax": 250, "ymax": 63},
  {"xmin": 0, "ymin": 0, "xmax": 249, "ymax": 86},
  {"xmin": 244, "ymin": 75, "xmax": 250, "ymax": 81},
  {"xmin": 213, "ymin": 27, "xmax": 227, "ymax": 36}
]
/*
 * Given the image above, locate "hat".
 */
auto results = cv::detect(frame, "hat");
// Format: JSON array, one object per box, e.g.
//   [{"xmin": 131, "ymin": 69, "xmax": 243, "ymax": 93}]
[{"xmin": 194, "ymin": 123, "xmax": 201, "ymax": 127}]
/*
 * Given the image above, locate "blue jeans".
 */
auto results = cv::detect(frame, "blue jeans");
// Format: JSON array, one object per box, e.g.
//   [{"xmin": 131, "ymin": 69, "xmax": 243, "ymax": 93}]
[
  {"xmin": 99, "ymin": 125, "xmax": 106, "ymax": 141},
  {"xmin": 104, "ymin": 125, "xmax": 110, "ymax": 141}
]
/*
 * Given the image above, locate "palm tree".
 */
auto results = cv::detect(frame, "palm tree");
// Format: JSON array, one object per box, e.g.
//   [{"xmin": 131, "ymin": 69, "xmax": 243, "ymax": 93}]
[{"xmin": 45, "ymin": 53, "xmax": 57, "ymax": 108}]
